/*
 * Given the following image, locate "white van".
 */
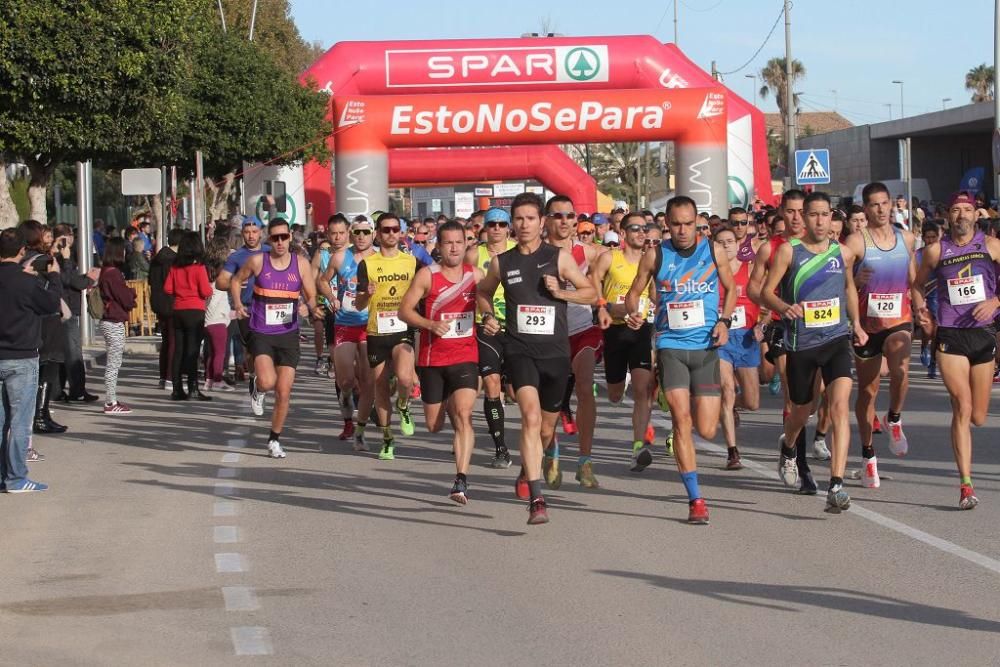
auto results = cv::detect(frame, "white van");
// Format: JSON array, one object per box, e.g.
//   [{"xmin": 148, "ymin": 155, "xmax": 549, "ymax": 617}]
[{"xmin": 851, "ymin": 179, "xmax": 932, "ymax": 206}]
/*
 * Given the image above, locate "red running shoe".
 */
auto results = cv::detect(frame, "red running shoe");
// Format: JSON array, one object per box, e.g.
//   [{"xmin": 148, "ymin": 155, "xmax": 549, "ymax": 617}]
[
  {"xmin": 687, "ymin": 498, "xmax": 710, "ymax": 525},
  {"xmin": 514, "ymin": 475, "xmax": 530, "ymax": 500},
  {"xmin": 527, "ymin": 497, "xmax": 549, "ymax": 525},
  {"xmin": 959, "ymin": 484, "xmax": 979, "ymax": 510},
  {"xmin": 338, "ymin": 420, "xmax": 355, "ymax": 441},
  {"xmin": 872, "ymin": 415, "xmax": 883, "ymax": 434},
  {"xmin": 644, "ymin": 423, "xmax": 655, "ymax": 444},
  {"xmin": 560, "ymin": 410, "xmax": 578, "ymax": 436},
  {"xmin": 410, "ymin": 384, "xmax": 421, "ymax": 400}
]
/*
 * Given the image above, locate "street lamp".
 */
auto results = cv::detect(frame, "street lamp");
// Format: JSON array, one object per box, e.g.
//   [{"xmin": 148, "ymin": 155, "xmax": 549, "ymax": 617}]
[
  {"xmin": 942, "ymin": 97, "xmax": 952, "ymax": 110},
  {"xmin": 884, "ymin": 103, "xmax": 893, "ymax": 120},
  {"xmin": 745, "ymin": 74, "xmax": 757, "ymax": 107},
  {"xmin": 892, "ymin": 80, "xmax": 904, "ymax": 118}
]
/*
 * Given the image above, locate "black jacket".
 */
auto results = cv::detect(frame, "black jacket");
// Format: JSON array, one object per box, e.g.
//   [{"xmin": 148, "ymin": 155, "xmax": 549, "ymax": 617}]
[
  {"xmin": 149, "ymin": 246, "xmax": 177, "ymax": 317},
  {"xmin": 0, "ymin": 261, "xmax": 62, "ymax": 360},
  {"xmin": 57, "ymin": 253, "xmax": 94, "ymax": 317}
]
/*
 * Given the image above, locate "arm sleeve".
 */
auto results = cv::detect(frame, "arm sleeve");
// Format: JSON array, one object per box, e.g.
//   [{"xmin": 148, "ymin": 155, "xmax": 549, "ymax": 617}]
[
  {"xmin": 412, "ymin": 244, "xmax": 434, "ymax": 267},
  {"xmin": 112, "ymin": 269, "xmax": 137, "ymax": 309},
  {"xmin": 28, "ymin": 273, "xmax": 63, "ymax": 316},
  {"xmin": 198, "ymin": 265, "xmax": 212, "ymax": 299},
  {"xmin": 356, "ymin": 260, "xmax": 369, "ymax": 293}
]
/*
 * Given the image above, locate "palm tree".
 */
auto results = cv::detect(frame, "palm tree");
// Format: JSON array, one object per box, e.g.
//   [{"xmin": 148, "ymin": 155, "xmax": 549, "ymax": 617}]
[
  {"xmin": 758, "ymin": 57, "xmax": 806, "ymax": 142},
  {"xmin": 965, "ymin": 64, "xmax": 995, "ymax": 103}
]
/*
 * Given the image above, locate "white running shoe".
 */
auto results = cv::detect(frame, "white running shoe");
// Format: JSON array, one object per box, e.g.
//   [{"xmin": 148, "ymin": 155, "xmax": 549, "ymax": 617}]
[
  {"xmin": 352, "ymin": 431, "xmax": 368, "ymax": 452},
  {"xmin": 886, "ymin": 414, "xmax": 908, "ymax": 457},
  {"xmin": 862, "ymin": 456, "xmax": 880, "ymax": 488},
  {"xmin": 249, "ymin": 379, "xmax": 265, "ymax": 417},
  {"xmin": 812, "ymin": 435, "xmax": 831, "ymax": 461},
  {"xmin": 267, "ymin": 439, "xmax": 286, "ymax": 459}
]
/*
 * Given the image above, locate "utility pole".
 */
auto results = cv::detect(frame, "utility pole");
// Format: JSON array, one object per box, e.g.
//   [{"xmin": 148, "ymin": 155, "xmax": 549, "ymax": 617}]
[
  {"xmin": 249, "ymin": 0, "xmax": 259, "ymax": 41},
  {"xmin": 746, "ymin": 74, "xmax": 757, "ymax": 107},
  {"xmin": 994, "ymin": 0, "xmax": 999, "ymax": 202},
  {"xmin": 784, "ymin": 0, "xmax": 795, "ymax": 190},
  {"xmin": 217, "ymin": 0, "xmax": 227, "ymax": 32},
  {"xmin": 674, "ymin": 0, "xmax": 679, "ymax": 45},
  {"xmin": 942, "ymin": 97, "xmax": 952, "ymax": 110},
  {"xmin": 885, "ymin": 103, "xmax": 893, "ymax": 120},
  {"xmin": 892, "ymin": 80, "xmax": 905, "ymax": 118}
]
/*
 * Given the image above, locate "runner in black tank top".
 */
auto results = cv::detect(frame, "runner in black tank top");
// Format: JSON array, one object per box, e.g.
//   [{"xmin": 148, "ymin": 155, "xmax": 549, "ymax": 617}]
[{"xmin": 477, "ymin": 192, "xmax": 597, "ymax": 526}]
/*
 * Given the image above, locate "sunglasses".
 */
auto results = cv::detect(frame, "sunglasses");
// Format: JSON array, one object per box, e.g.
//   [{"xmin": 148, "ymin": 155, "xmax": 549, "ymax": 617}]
[
  {"xmin": 624, "ymin": 224, "xmax": 645, "ymax": 233},
  {"xmin": 414, "ymin": 240, "xmax": 426, "ymax": 246},
  {"xmin": 730, "ymin": 220, "xmax": 750, "ymax": 226},
  {"xmin": 548, "ymin": 212, "xmax": 577, "ymax": 221},
  {"xmin": 352, "ymin": 228, "xmax": 372, "ymax": 236},
  {"xmin": 466, "ymin": 236, "xmax": 476, "ymax": 242},
  {"xmin": 486, "ymin": 221, "xmax": 509, "ymax": 228},
  {"xmin": 578, "ymin": 230, "xmax": 594, "ymax": 236},
  {"xmin": 379, "ymin": 226, "xmax": 401, "ymax": 234},
  {"xmin": 644, "ymin": 239, "xmax": 657, "ymax": 247},
  {"xmin": 697, "ymin": 226, "xmax": 709, "ymax": 232},
  {"xmin": 605, "ymin": 242, "xmax": 620, "ymax": 248},
  {"xmin": 269, "ymin": 233, "xmax": 291, "ymax": 242}
]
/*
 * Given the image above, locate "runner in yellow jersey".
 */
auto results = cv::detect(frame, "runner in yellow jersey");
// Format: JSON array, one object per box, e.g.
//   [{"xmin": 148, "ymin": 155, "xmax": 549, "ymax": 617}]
[
  {"xmin": 591, "ymin": 212, "xmax": 658, "ymax": 471},
  {"xmin": 464, "ymin": 207, "xmax": 516, "ymax": 468},
  {"xmin": 355, "ymin": 213, "xmax": 418, "ymax": 461}
]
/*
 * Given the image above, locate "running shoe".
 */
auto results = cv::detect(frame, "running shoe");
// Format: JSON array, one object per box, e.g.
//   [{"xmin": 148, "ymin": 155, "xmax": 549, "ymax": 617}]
[
  {"xmin": 664, "ymin": 431, "xmax": 674, "ymax": 457},
  {"xmin": 725, "ymin": 448, "xmax": 743, "ymax": 471},
  {"xmin": 449, "ymin": 477, "xmax": 468, "ymax": 505},
  {"xmin": 825, "ymin": 485, "xmax": 851, "ymax": 513},
  {"xmin": 398, "ymin": 406, "xmax": 415, "ymax": 436},
  {"xmin": 797, "ymin": 470, "xmax": 818, "ymax": 495},
  {"xmin": 27, "ymin": 447, "xmax": 44, "ymax": 462},
  {"xmin": 214, "ymin": 382, "xmax": 235, "ymax": 393},
  {"xmin": 103, "ymin": 401, "xmax": 132, "ymax": 415},
  {"xmin": 863, "ymin": 456, "xmax": 880, "ymax": 488},
  {"xmin": 994, "ymin": 366, "xmax": 1000, "ymax": 384},
  {"xmin": 872, "ymin": 415, "xmax": 882, "ymax": 434},
  {"xmin": 490, "ymin": 448, "xmax": 512, "ymax": 469},
  {"xmin": 812, "ymin": 435, "xmax": 831, "ymax": 461},
  {"xmin": 656, "ymin": 389, "xmax": 669, "ymax": 413},
  {"xmin": 314, "ymin": 357, "xmax": 326, "ymax": 376},
  {"xmin": 267, "ymin": 439, "xmax": 286, "ymax": 459},
  {"xmin": 248, "ymin": 378, "xmax": 264, "ymax": 417},
  {"xmin": 630, "ymin": 442, "xmax": 653, "ymax": 472},
  {"xmin": 920, "ymin": 346, "xmax": 932, "ymax": 368},
  {"xmin": 885, "ymin": 414, "xmax": 908, "ymax": 457},
  {"xmin": 352, "ymin": 431, "xmax": 368, "ymax": 452},
  {"xmin": 560, "ymin": 410, "xmax": 578, "ymax": 436},
  {"xmin": 927, "ymin": 362, "xmax": 937, "ymax": 380},
  {"xmin": 4, "ymin": 479, "xmax": 48, "ymax": 493},
  {"xmin": 338, "ymin": 420, "xmax": 355, "ymax": 441},
  {"xmin": 687, "ymin": 498, "xmax": 709, "ymax": 525},
  {"xmin": 592, "ymin": 382, "xmax": 598, "ymax": 397},
  {"xmin": 514, "ymin": 474, "xmax": 530, "ymax": 500},
  {"xmin": 543, "ymin": 450, "xmax": 562, "ymax": 489},
  {"xmin": 410, "ymin": 384, "xmax": 421, "ymax": 400},
  {"xmin": 959, "ymin": 483, "xmax": 979, "ymax": 510},
  {"xmin": 778, "ymin": 447, "xmax": 798, "ymax": 488},
  {"xmin": 527, "ymin": 497, "xmax": 549, "ymax": 525},
  {"xmin": 768, "ymin": 374, "xmax": 782, "ymax": 396},
  {"xmin": 378, "ymin": 440, "xmax": 395, "ymax": 461},
  {"xmin": 575, "ymin": 461, "xmax": 599, "ymax": 488},
  {"xmin": 644, "ymin": 423, "xmax": 655, "ymax": 444}
]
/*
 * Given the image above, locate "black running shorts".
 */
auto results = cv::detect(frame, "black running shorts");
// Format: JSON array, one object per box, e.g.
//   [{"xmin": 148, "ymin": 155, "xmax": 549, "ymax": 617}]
[
  {"xmin": 249, "ymin": 330, "xmax": 301, "ymax": 368},
  {"xmin": 785, "ymin": 336, "xmax": 853, "ymax": 405},
  {"xmin": 853, "ymin": 322, "xmax": 912, "ymax": 360},
  {"xmin": 476, "ymin": 326, "xmax": 505, "ymax": 378},
  {"xmin": 603, "ymin": 323, "xmax": 654, "ymax": 385},
  {"xmin": 418, "ymin": 362, "xmax": 479, "ymax": 404},
  {"xmin": 366, "ymin": 329, "xmax": 416, "ymax": 368},
  {"xmin": 763, "ymin": 320, "xmax": 786, "ymax": 363},
  {"xmin": 936, "ymin": 326, "xmax": 997, "ymax": 366},
  {"xmin": 505, "ymin": 355, "xmax": 570, "ymax": 413}
]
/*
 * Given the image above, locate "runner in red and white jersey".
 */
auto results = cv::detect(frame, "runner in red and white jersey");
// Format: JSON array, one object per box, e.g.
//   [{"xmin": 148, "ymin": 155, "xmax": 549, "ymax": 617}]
[{"xmin": 399, "ymin": 220, "xmax": 482, "ymax": 505}]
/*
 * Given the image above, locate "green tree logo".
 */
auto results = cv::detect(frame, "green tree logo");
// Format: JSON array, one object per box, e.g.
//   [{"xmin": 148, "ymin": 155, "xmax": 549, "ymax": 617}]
[{"xmin": 565, "ymin": 47, "xmax": 600, "ymax": 81}]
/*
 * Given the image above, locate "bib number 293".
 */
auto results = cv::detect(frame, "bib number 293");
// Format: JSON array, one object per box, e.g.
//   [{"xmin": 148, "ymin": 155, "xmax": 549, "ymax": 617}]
[{"xmin": 517, "ymin": 305, "xmax": 555, "ymax": 335}]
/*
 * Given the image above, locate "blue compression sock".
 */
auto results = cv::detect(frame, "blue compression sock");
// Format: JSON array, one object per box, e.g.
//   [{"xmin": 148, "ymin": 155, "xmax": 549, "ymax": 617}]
[
  {"xmin": 680, "ymin": 471, "xmax": 701, "ymax": 501},
  {"xmin": 578, "ymin": 455, "xmax": 592, "ymax": 466}
]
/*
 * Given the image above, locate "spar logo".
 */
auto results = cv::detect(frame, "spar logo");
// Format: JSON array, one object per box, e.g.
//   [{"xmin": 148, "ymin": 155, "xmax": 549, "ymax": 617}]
[{"xmin": 385, "ymin": 45, "xmax": 610, "ymax": 87}]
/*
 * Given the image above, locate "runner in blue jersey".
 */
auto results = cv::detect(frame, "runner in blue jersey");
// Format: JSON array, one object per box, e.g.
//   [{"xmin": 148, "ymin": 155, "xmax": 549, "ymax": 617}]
[
  {"xmin": 318, "ymin": 217, "xmax": 376, "ymax": 450},
  {"xmin": 310, "ymin": 215, "xmax": 349, "ymax": 376},
  {"xmin": 761, "ymin": 191, "xmax": 867, "ymax": 514},
  {"xmin": 625, "ymin": 195, "xmax": 737, "ymax": 525}
]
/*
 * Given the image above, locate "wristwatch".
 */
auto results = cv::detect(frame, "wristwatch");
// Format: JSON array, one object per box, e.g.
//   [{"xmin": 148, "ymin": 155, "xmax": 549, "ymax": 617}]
[{"xmin": 718, "ymin": 316, "xmax": 733, "ymax": 329}]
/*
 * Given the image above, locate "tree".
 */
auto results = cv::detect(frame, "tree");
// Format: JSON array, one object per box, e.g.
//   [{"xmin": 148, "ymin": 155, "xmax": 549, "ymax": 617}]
[
  {"xmin": 965, "ymin": 63, "xmax": 995, "ymax": 103},
  {"xmin": 758, "ymin": 57, "xmax": 806, "ymax": 143},
  {"xmin": 218, "ymin": 0, "xmax": 325, "ymax": 76},
  {"xmin": 564, "ymin": 143, "xmax": 661, "ymax": 209}
]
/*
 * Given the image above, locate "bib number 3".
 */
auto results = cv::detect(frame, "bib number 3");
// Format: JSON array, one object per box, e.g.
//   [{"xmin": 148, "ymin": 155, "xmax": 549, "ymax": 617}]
[{"xmin": 377, "ymin": 311, "xmax": 406, "ymax": 334}]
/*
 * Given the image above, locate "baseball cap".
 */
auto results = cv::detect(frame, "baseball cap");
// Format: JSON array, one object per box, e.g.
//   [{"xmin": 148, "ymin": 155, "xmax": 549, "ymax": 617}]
[
  {"xmin": 577, "ymin": 221, "xmax": 596, "ymax": 234},
  {"xmin": 603, "ymin": 231, "xmax": 621, "ymax": 245},
  {"xmin": 350, "ymin": 218, "xmax": 373, "ymax": 232},
  {"xmin": 949, "ymin": 191, "xmax": 977, "ymax": 208},
  {"xmin": 591, "ymin": 213, "xmax": 609, "ymax": 226},
  {"xmin": 484, "ymin": 207, "xmax": 511, "ymax": 224},
  {"xmin": 241, "ymin": 215, "xmax": 264, "ymax": 229}
]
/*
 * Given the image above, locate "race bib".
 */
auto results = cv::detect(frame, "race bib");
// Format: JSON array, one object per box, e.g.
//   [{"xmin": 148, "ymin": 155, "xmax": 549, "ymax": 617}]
[
  {"xmin": 265, "ymin": 303, "xmax": 294, "ymax": 326},
  {"xmin": 667, "ymin": 301, "xmax": 705, "ymax": 330},
  {"xmin": 867, "ymin": 292, "xmax": 903, "ymax": 319},
  {"xmin": 517, "ymin": 305, "xmax": 555, "ymax": 335},
  {"xmin": 341, "ymin": 290, "xmax": 356, "ymax": 312},
  {"xmin": 376, "ymin": 311, "xmax": 406, "ymax": 334},
  {"xmin": 616, "ymin": 294, "xmax": 653, "ymax": 321},
  {"xmin": 804, "ymin": 298, "xmax": 840, "ymax": 328},
  {"xmin": 730, "ymin": 305, "xmax": 748, "ymax": 330},
  {"xmin": 947, "ymin": 275, "xmax": 985, "ymax": 306},
  {"xmin": 441, "ymin": 311, "xmax": 474, "ymax": 339}
]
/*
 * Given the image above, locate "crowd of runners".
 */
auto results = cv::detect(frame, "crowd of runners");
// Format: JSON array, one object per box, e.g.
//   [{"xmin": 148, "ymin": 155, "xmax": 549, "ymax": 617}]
[{"xmin": 218, "ymin": 184, "xmax": 999, "ymax": 526}]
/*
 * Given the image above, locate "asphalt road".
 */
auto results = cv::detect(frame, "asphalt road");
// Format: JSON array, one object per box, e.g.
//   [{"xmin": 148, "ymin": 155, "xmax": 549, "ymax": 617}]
[{"xmin": 1, "ymin": 342, "xmax": 999, "ymax": 665}]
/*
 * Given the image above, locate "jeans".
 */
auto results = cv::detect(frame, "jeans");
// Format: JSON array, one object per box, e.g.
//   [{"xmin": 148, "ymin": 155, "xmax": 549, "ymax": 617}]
[
  {"xmin": 60, "ymin": 316, "xmax": 87, "ymax": 397},
  {"xmin": 1, "ymin": 357, "xmax": 40, "ymax": 486}
]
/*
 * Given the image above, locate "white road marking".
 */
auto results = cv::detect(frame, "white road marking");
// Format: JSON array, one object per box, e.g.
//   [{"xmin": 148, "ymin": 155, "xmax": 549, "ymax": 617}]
[
  {"xmin": 213, "ymin": 501, "xmax": 239, "ymax": 517},
  {"xmin": 230, "ymin": 626, "xmax": 273, "ymax": 656},
  {"xmin": 226, "ymin": 438, "xmax": 247, "ymax": 449},
  {"xmin": 222, "ymin": 586, "xmax": 260, "ymax": 612},
  {"xmin": 620, "ymin": 387, "xmax": 1000, "ymax": 576},
  {"xmin": 217, "ymin": 467, "xmax": 238, "ymax": 479},
  {"xmin": 214, "ymin": 526, "xmax": 239, "ymax": 544},
  {"xmin": 221, "ymin": 453, "xmax": 241, "ymax": 464},
  {"xmin": 214, "ymin": 482, "xmax": 235, "ymax": 496},
  {"xmin": 215, "ymin": 553, "xmax": 247, "ymax": 573}
]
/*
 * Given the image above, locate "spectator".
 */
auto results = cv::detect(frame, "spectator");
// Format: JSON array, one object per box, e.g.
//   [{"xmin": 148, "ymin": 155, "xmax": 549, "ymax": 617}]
[
  {"xmin": 203, "ymin": 237, "xmax": 234, "ymax": 392},
  {"xmin": 19, "ymin": 220, "xmax": 67, "ymax": 442},
  {"xmin": 0, "ymin": 227, "xmax": 61, "ymax": 492},
  {"xmin": 127, "ymin": 237, "xmax": 150, "ymax": 281},
  {"xmin": 92, "ymin": 219, "xmax": 107, "ymax": 265},
  {"xmin": 98, "ymin": 237, "xmax": 137, "ymax": 415},
  {"xmin": 149, "ymin": 227, "xmax": 182, "ymax": 390},
  {"xmin": 52, "ymin": 224, "xmax": 100, "ymax": 403},
  {"xmin": 137, "ymin": 219, "xmax": 154, "ymax": 254},
  {"xmin": 164, "ymin": 231, "xmax": 212, "ymax": 401}
]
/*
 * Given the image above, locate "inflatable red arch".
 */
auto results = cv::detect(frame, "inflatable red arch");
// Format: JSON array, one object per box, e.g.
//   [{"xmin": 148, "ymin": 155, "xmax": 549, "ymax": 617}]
[{"xmin": 301, "ymin": 35, "xmax": 773, "ymax": 221}]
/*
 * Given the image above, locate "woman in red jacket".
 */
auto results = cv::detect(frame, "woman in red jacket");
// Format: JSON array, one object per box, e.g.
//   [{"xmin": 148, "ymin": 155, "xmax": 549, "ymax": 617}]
[
  {"xmin": 164, "ymin": 232, "xmax": 212, "ymax": 401},
  {"xmin": 98, "ymin": 237, "xmax": 137, "ymax": 415}
]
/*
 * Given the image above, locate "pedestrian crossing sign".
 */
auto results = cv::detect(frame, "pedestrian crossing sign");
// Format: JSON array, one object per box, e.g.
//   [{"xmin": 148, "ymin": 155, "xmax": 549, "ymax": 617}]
[{"xmin": 795, "ymin": 149, "xmax": 831, "ymax": 185}]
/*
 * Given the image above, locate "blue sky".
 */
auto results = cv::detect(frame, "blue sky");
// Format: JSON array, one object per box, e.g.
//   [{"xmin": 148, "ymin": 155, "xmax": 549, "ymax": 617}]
[{"xmin": 288, "ymin": 0, "xmax": 997, "ymax": 124}]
